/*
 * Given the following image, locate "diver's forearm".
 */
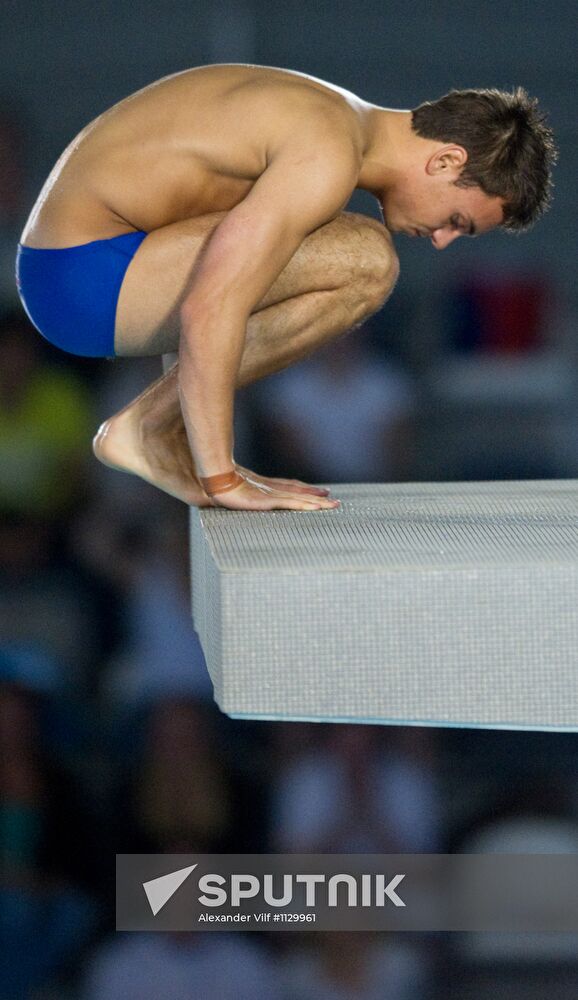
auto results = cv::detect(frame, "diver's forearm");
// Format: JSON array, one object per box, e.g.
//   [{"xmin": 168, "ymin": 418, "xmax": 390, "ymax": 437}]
[{"xmin": 177, "ymin": 308, "xmax": 246, "ymax": 477}]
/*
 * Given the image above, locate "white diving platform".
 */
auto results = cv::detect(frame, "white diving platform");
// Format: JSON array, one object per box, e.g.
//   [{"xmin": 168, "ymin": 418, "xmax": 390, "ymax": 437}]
[{"xmin": 189, "ymin": 480, "xmax": 578, "ymax": 731}]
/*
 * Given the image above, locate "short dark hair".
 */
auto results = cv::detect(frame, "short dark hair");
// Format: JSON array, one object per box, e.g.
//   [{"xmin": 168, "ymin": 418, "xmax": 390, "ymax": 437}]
[{"xmin": 411, "ymin": 87, "xmax": 558, "ymax": 232}]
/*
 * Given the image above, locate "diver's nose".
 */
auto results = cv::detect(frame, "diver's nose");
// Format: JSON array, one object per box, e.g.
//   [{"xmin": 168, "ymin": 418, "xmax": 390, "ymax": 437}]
[{"xmin": 430, "ymin": 229, "xmax": 461, "ymax": 251}]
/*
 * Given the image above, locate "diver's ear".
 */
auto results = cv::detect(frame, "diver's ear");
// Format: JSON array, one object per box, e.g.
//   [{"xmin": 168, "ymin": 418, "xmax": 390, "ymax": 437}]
[{"xmin": 425, "ymin": 144, "xmax": 468, "ymax": 177}]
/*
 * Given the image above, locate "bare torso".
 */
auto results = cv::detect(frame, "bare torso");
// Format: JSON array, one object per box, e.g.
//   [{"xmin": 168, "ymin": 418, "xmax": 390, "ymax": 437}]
[{"xmin": 21, "ymin": 64, "xmax": 373, "ymax": 247}]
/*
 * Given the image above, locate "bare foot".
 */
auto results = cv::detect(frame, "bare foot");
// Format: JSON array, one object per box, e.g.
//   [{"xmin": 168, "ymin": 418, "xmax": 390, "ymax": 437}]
[
  {"xmin": 91, "ymin": 364, "xmax": 332, "ymax": 508},
  {"xmin": 93, "ymin": 408, "xmax": 214, "ymax": 507}
]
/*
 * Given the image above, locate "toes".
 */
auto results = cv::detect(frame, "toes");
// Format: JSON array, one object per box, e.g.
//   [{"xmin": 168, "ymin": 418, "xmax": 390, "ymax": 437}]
[{"xmin": 92, "ymin": 421, "xmax": 119, "ymax": 469}]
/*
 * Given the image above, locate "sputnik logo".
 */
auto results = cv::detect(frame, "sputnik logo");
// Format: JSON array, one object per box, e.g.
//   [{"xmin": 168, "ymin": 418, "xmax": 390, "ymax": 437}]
[{"xmin": 143, "ymin": 864, "xmax": 198, "ymax": 916}]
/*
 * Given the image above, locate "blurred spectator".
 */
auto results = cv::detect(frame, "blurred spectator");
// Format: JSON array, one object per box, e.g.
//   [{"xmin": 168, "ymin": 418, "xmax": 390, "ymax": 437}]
[
  {"xmin": 448, "ymin": 273, "xmax": 548, "ymax": 354},
  {"xmin": 114, "ymin": 697, "xmax": 236, "ymax": 854},
  {"xmin": 0, "ymin": 309, "xmax": 94, "ymax": 518},
  {"xmin": 253, "ymin": 333, "xmax": 417, "ymax": 483},
  {"xmin": 270, "ymin": 725, "xmax": 441, "ymax": 854},
  {"xmin": 448, "ymin": 772, "xmax": 578, "ymax": 963},
  {"xmin": 281, "ymin": 931, "xmax": 432, "ymax": 1000},
  {"xmin": 0, "ymin": 102, "xmax": 27, "ymax": 304},
  {"xmin": 0, "ymin": 680, "xmax": 100, "ymax": 999},
  {"xmin": 0, "ymin": 640, "xmax": 62, "ymax": 697},
  {"xmin": 72, "ymin": 504, "xmax": 213, "ymax": 705},
  {"xmin": 0, "ymin": 509, "xmax": 106, "ymax": 694},
  {"xmin": 0, "ymin": 104, "xmax": 26, "ymax": 226},
  {"xmin": 447, "ymin": 768, "xmax": 578, "ymax": 853},
  {"xmin": 82, "ymin": 930, "xmax": 283, "ymax": 1000}
]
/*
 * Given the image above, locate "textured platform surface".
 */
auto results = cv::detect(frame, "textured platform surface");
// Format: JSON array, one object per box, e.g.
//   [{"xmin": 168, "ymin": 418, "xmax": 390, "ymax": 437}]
[{"xmin": 189, "ymin": 480, "xmax": 578, "ymax": 731}]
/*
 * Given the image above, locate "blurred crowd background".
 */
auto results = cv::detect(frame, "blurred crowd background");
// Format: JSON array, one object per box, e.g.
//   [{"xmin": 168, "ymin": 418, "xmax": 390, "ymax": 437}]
[{"xmin": 1, "ymin": 1, "xmax": 578, "ymax": 998}]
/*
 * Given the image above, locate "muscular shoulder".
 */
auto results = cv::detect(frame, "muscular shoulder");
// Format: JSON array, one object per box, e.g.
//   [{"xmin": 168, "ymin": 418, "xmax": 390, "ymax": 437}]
[{"xmin": 215, "ymin": 66, "xmax": 367, "ymax": 166}]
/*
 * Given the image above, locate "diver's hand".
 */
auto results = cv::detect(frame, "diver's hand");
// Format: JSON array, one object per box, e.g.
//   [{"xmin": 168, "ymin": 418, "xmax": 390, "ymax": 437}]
[
  {"xmin": 210, "ymin": 470, "xmax": 340, "ymax": 511},
  {"xmin": 234, "ymin": 464, "xmax": 332, "ymax": 499}
]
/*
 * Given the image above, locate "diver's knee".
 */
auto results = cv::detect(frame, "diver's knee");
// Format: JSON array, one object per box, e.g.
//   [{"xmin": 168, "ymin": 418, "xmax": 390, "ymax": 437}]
[{"xmin": 341, "ymin": 213, "xmax": 399, "ymax": 311}]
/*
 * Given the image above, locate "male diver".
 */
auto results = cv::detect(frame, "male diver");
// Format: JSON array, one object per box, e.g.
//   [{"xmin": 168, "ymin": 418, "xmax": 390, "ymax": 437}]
[{"xmin": 17, "ymin": 64, "xmax": 556, "ymax": 510}]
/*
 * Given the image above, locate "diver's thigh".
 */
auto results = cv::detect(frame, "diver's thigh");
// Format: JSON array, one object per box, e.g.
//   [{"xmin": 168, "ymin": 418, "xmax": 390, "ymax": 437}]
[
  {"xmin": 114, "ymin": 209, "xmax": 388, "ymax": 356},
  {"xmin": 114, "ymin": 212, "xmax": 226, "ymax": 356}
]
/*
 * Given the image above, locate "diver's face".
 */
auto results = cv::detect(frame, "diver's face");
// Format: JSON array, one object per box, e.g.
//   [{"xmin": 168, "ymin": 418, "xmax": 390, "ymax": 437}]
[{"xmin": 381, "ymin": 144, "xmax": 505, "ymax": 249}]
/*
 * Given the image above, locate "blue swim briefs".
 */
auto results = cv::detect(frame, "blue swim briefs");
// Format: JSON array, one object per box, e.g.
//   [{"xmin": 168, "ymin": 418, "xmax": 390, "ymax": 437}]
[{"xmin": 15, "ymin": 230, "xmax": 147, "ymax": 358}]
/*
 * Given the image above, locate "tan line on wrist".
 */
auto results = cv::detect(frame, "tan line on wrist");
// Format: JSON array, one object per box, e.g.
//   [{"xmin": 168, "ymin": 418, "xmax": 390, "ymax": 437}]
[{"xmin": 200, "ymin": 470, "xmax": 244, "ymax": 496}]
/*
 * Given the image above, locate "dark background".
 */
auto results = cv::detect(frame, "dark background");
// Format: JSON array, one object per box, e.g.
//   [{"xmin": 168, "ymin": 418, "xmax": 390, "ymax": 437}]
[{"xmin": 1, "ymin": 2, "xmax": 577, "ymax": 998}]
